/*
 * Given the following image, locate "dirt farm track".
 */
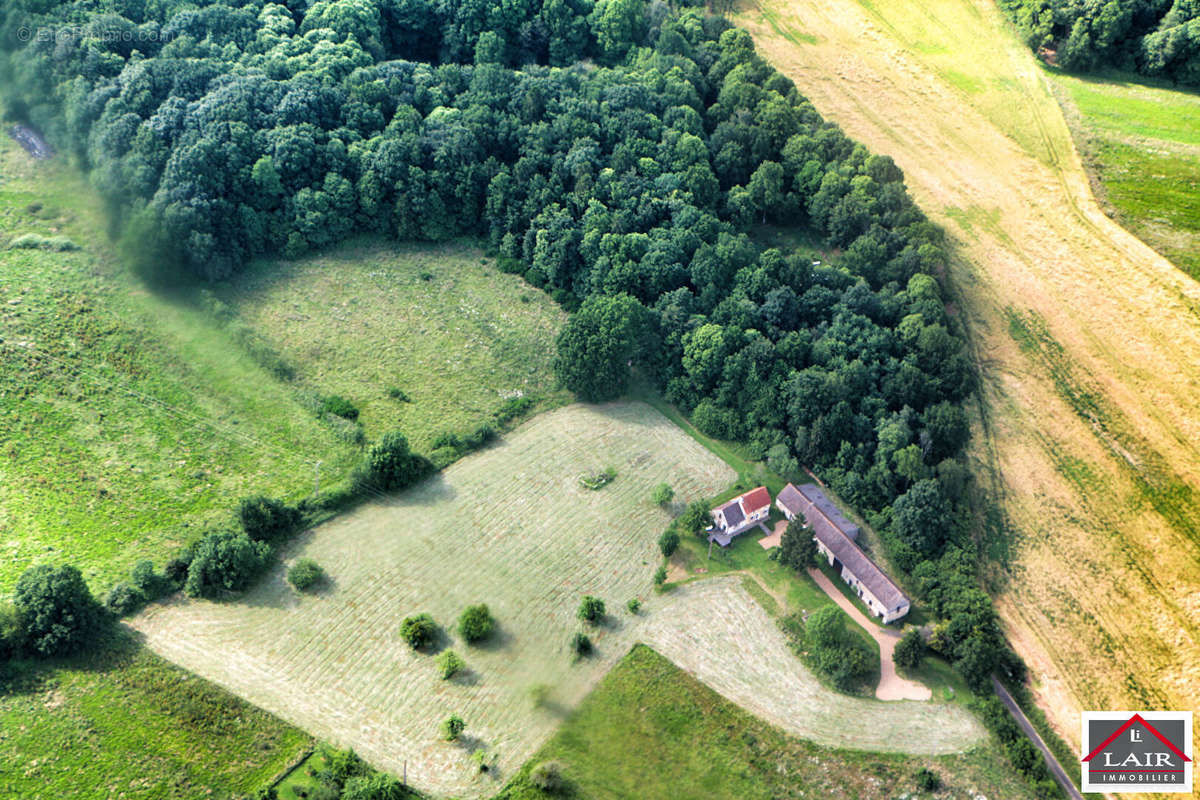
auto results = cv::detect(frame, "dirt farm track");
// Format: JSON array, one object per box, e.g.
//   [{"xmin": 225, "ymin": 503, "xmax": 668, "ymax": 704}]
[
  {"xmin": 738, "ymin": 0, "xmax": 1200, "ymax": 751},
  {"xmin": 131, "ymin": 403, "xmax": 981, "ymax": 798}
]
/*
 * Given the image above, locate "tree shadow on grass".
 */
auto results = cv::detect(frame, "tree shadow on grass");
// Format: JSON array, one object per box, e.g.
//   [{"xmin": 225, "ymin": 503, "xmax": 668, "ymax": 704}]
[{"xmin": 464, "ymin": 622, "xmax": 514, "ymax": 653}]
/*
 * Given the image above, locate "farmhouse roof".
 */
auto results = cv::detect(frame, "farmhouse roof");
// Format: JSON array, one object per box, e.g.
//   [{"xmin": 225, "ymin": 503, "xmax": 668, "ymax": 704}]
[
  {"xmin": 718, "ymin": 499, "xmax": 745, "ymax": 529},
  {"xmin": 740, "ymin": 486, "xmax": 771, "ymax": 515},
  {"xmin": 1082, "ymin": 714, "xmax": 1191, "ymax": 763},
  {"xmin": 795, "ymin": 483, "xmax": 907, "ymax": 613}
]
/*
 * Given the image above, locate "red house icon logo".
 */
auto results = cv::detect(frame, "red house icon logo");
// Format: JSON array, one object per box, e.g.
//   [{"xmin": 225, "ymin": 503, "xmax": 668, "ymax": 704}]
[{"xmin": 1082, "ymin": 711, "xmax": 1193, "ymax": 793}]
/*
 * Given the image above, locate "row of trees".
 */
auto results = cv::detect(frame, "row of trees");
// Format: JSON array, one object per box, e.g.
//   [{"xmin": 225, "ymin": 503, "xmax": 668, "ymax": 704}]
[{"xmin": 1000, "ymin": 0, "xmax": 1199, "ymax": 85}]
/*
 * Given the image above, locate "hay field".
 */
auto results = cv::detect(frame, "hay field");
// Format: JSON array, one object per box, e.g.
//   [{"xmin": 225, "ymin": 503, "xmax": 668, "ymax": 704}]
[
  {"xmin": 216, "ymin": 240, "xmax": 569, "ymax": 453},
  {"xmin": 130, "ymin": 403, "xmax": 981, "ymax": 798},
  {"xmin": 737, "ymin": 0, "xmax": 1200, "ymax": 755}
]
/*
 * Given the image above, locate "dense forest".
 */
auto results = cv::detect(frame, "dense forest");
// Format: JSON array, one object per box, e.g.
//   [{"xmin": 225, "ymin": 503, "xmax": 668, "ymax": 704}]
[
  {"xmin": 0, "ymin": 0, "xmax": 1037, "ymax": 777},
  {"xmin": 1000, "ymin": 0, "xmax": 1200, "ymax": 85}
]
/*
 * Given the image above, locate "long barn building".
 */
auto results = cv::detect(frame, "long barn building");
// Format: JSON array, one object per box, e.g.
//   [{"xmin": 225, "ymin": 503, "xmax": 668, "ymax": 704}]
[{"xmin": 776, "ymin": 482, "xmax": 910, "ymax": 623}]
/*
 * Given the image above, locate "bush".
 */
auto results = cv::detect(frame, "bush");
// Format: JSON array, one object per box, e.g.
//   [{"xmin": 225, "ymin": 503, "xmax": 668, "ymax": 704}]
[
  {"xmin": 437, "ymin": 649, "xmax": 465, "ymax": 679},
  {"xmin": 361, "ymin": 431, "xmax": 431, "ymax": 492},
  {"xmin": 341, "ymin": 774, "xmax": 407, "ymax": 800},
  {"xmin": 571, "ymin": 631, "xmax": 592, "ymax": 657},
  {"xmin": 238, "ymin": 496, "xmax": 302, "ymax": 542},
  {"xmin": 530, "ymin": 760, "xmax": 567, "ymax": 793},
  {"xmin": 653, "ymin": 565, "xmax": 667, "ymax": 585},
  {"xmin": 914, "ymin": 766, "xmax": 941, "ymax": 791},
  {"xmin": 626, "ymin": 597, "xmax": 641, "ymax": 614},
  {"xmin": 386, "ymin": 386, "xmax": 411, "ymax": 402},
  {"xmin": 578, "ymin": 467, "xmax": 616, "ymax": 490},
  {"xmin": 678, "ymin": 502, "xmax": 711, "ymax": 537},
  {"xmin": 494, "ymin": 396, "xmax": 533, "ymax": 424},
  {"xmin": 442, "ymin": 714, "xmax": 465, "ymax": 741},
  {"xmin": 657, "ymin": 528, "xmax": 680, "ymax": 557},
  {"xmin": 183, "ymin": 530, "xmax": 272, "ymax": 599},
  {"xmin": 400, "ymin": 613, "xmax": 438, "ymax": 650},
  {"xmin": 651, "ymin": 483, "xmax": 674, "ymax": 506},
  {"xmin": 164, "ymin": 555, "xmax": 190, "ymax": 586},
  {"xmin": 287, "ymin": 559, "xmax": 325, "ymax": 592},
  {"xmin": 577, "ymin": 595, "xmax": 605, "ymax": 624},
  {"xmin": 7, "ymin": 233, "xmax": 79, "ymax": 251},
  {"xmin": 458, "ymin": 603, "xmax": 495, "ymax": 643},
  {"xmin": 318, "ymin": 394, "xmax": 359, "ymax": 420},
  {"xmin": 104, "ymin": 581, "xmax": 145, "ymax": 616},
  {"xmin": 894, "ymin": 628, "xmax": 925, "ymax": 671},
  {"xmin": 129, "ymin": 559, "xmax": 168, "ymax": 600},
  {"xmin": 14, "ymin": 564, "xmax": 105, "ymax": 657}
]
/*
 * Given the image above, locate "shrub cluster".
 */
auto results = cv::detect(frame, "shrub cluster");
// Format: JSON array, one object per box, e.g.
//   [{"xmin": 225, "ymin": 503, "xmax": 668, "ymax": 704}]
[
  {"xmin": 182, "ymin": 530, "xmax": 272, "ymax": 599},
  {"xmin": 782, "ymin": 606, "xmax": 875, "ymax": 693},
  {"xmin": 287, "ymin": 559, "xmax": 325, "ymax": 592},
  {"xmin": 973, "ymin": 695, "xmax": 1065, "ymax": 798},
  {"xmin": 429, "ymin": 424, "xmax": 498, "ymax": 469}
]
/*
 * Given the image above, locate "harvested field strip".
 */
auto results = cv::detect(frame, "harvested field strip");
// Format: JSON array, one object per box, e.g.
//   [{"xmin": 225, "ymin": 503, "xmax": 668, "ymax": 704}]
[
  {"xmin": 132, "ymin": 403, "xmax": 982, "ymax": 798},
  {"xmin": 736, "ymin": 0, "xmax": 1200, "ymax": 750},
  {"xmin": 640, "ymin": 579, "xmax": 978, "ymax": 752},
  {"xmin": 497, "ymin": 645, "xmax": 1031, "ymax": 800}
]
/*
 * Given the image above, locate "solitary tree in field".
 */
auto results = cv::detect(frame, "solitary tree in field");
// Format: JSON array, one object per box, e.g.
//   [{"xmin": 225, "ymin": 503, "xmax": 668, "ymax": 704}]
[
  {"xmin": 14, "ymin": 564, "xmax": 105, "ymax": 657},
  {"xmin": 651, "ymin": 483, "xmax": 674, "ymax": 507},
  {"xmin": 458, "ymin": 603, "xmax": 495, "ymax": 644},
  {"xmin": 400, "ymin": 613, "xmax": 438, "ymax": 650},
  {"xmin": 442, "ymin": 714, "xmax": 465, "ymax": 741},
  {"xmin": 577, "ymin": 595, "xmax": 605, "ymax": 624},
  {"xmin": 436, "ymin": 649, "xmax": 465, "ymax": 679}
]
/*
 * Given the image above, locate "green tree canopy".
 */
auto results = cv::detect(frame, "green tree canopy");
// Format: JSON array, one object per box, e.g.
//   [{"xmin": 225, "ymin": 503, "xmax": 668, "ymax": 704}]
[{"xmin": 14, "ymin": 564, "xmax": 105, "ymax": 657}]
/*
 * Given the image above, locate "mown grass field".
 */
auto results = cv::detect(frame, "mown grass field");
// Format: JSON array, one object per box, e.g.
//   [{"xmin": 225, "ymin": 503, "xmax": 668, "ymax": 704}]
[
  {"xmin": 736, "ymin": 0, "xmax": 1200, "ymax": 759},
  {"xmin": 0, "ymin": 134, "xmax": 563, "ymax": 596},
  {"xmin": 496, "ymin": 644, "xmax": 1030, "ymax": 800},
  {"xmin": 131, "ymin": 402, "xmax": 983, "ymax": 798},
  {"xmin": 131, "ymin": 402, "xmax": 737, "ymax": 798},
  {"xmin": 0, "ymin": 630, "xmax": 311, "ymax": 799},
  {"xmin": 1049, "ymin": 72, "xmax": 1200, "ymax": 278}
]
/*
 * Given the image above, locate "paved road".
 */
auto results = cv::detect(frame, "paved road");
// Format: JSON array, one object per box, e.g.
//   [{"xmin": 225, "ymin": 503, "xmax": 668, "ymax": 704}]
[
  {"xmin": 807, "ymin": 567, "xmax": 931, "ymax": 701},
  {"xmin": 993, "ymin": 677, "xmax": 1084, "ymax": 800}
]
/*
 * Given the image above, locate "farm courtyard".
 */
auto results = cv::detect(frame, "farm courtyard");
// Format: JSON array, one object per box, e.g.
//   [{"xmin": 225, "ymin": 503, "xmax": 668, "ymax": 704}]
[{"xmin": 130, "ymin": 402, "xmax": 981, "ymax": 797}]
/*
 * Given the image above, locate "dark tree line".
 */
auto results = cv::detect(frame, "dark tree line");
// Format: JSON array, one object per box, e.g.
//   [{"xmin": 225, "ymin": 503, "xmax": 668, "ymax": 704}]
[{"xmin": 1000, "ymin": 0, "xmax": 1200, "ymax": 86}]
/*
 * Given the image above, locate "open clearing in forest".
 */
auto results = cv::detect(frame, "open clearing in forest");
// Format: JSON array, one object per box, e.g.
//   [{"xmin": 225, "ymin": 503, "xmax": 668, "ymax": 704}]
[
  {"xmin": 1049, "ymin": 72, "xmax": 1200, "ymax": 279},
  {"xmin": 738, "ymin": 0, "xmax": 1200, "ymax": 753},
  {"xmin": 131, "ymin": 402, "xmax": 981, "ymax": 798},
  {"xmin": 0, "ymin": 135, "xmax": 564, "ymax": 595},
  {"xmin": 215, "ymin": 239, "xmax": 568, "ymax": 453}
]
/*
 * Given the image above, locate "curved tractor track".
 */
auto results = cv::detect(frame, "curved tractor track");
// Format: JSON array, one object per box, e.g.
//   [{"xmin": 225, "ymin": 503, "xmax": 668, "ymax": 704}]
[{"xmin": 738, "ymin": 0, "xmax": 1200, "ymax": 753}]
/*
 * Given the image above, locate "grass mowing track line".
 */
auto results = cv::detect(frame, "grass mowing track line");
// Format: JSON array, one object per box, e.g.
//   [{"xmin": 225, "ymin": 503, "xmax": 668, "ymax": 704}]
[
  {"xmin": 735, "ymin": 0, "xmax": 1200, "ymax": 755},
  {"xmin": 130, "ymin": 402, "xmax": 982, "ymax": 798}
]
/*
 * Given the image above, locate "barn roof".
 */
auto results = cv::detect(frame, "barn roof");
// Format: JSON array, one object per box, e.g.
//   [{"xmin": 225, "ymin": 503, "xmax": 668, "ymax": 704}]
[
  {"xmin": 796, "ymin": 483, "xmax": 859, "ymax": 541},
  {"xmin": 793, "ymin": 484, "xmax": 907, "ymax": 613}
]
